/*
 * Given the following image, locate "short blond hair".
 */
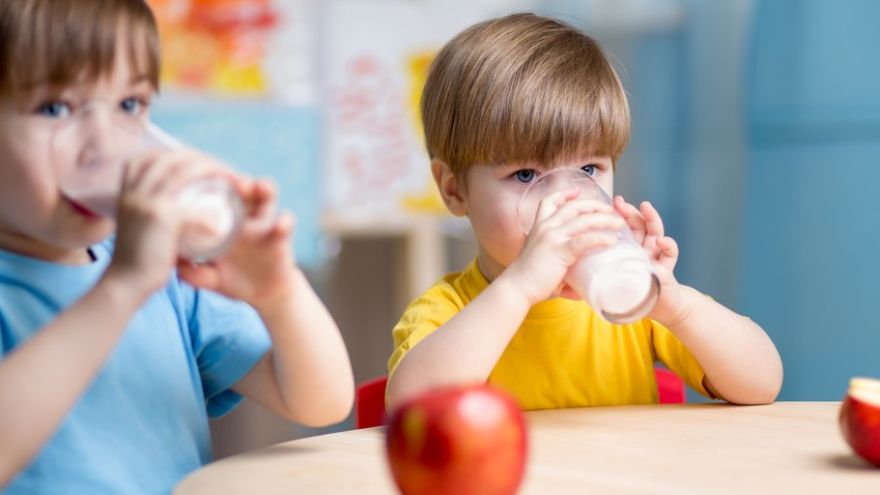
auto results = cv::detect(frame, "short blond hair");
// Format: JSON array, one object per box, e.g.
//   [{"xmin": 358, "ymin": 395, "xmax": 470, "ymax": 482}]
[
  {"xmin": 421, "ymin": 13, "xmax": 630, "ymax": 179},
  {"xmin": 0, "ymin": 0, "xmax": 159, "ymax": 97}
]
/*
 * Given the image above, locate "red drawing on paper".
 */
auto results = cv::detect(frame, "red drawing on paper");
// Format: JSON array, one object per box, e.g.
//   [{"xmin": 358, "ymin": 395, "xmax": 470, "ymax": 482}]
[{"xmin": 331, "ymin": 54, "xmax": 416, "ymax": 204}]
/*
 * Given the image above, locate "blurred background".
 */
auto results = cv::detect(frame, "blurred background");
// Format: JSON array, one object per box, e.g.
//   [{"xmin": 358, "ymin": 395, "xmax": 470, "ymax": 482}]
[{"xmin": 144, "ymin": 0, "xmax": 880, "ymax": 457}]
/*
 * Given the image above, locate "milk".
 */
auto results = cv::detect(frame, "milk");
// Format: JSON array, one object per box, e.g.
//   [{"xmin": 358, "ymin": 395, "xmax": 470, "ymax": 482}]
[
  {"xmin": 566, "ymin": 241, "xmax": 659, "ymax": 323},
  {"xmin": 176, "ymin": 179, "xmax": 240, "ymax": 261},
  {"xmin": 67, "ymin": 178, "xmax": 241, "ymax": 262}
]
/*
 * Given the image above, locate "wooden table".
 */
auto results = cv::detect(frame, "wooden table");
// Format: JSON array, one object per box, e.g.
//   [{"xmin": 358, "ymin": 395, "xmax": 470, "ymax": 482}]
[{"xmin": 176, "ymin": 402, "xmax": 880, "ymax": 494}]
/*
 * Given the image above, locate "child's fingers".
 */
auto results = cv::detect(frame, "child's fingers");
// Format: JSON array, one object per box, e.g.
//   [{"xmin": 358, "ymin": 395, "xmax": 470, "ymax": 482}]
[
  {"xmin": 239, "ymin": 180, "xmax": 284, "ymax": 236},
  {"xmin": 242, "ymin": 208, "xmax": 296, "ymax": 243},
  {"xmin": 159, "ymin": 151, "xmax": 238, "ymax": 196},
  {"xmin": 535, "ymin": 187, "xmax": 581, "ymax": 223},
  {"xmin": 543, "ymin": 198, "xmax": 613, "ymax": 228},
  {"xmin": 124, "ymin": 151, "xmax": 182, "ymax": 194},
  {"xmin": 559, "ymin": 211, "xmax": 625, "ymax": 237},
  {"xmin": 614, "ymin": 195, "xmax": 646, "ymax": 233},
  {"xmin": 567, "ymin": 231, "xmax": 618, "ymax": 256},
  {"xmin": 246, "ymin": 178, "xmax": 277, "ymax": 219},
  {"xmin": 273, "ymin": 211, "xmax": 296, "ymax": 240},
  {"xmin": 640, "ymin": 201, "xmax": 665, "ymax": 238},
  {"xmin": 122, "ymin": 148, "xmax": 165, "ymax": 187},
  {"xmin": 127, "ymin": 149, "xmax": 232, "ymax": 196},
  {"xmin": 248, "ymin": 210, "xmax": 296, "ymax": 245},
  {"xmin": 160, "ymin": 160, "xmax": 230, "ymax": 198},
  {"xmin": 177, "ymin": 260, "xmax": 221, "ymax": 289},
  {"xmin": 657, "ymin": 236, "xmax": 679, "ymax": 261}
]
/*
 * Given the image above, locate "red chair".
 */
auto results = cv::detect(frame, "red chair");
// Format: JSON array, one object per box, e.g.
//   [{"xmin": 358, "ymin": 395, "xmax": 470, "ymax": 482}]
[
  {"xmin": 356, "ymin": 368, "xmax": 686, "ymax": 429},
  {"xmin": 355, "ymin": 375, "xmax": 390, "ymax": 429},
  {"xmin": 654, "ymin": 367, "xmax": 686, "ymax": 405}
]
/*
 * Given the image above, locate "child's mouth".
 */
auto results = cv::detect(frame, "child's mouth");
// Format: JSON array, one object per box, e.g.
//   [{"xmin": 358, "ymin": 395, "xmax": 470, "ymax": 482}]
[{"xmin": 64, "ymin": 196, "xmax": 101, "ymax": 219}]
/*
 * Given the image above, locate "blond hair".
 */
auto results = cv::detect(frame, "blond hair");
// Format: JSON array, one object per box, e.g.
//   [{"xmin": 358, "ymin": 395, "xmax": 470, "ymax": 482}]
[
  {"xmin": 421, "ymin": 13, "xmax": 630, "ymax": 179},
  {"xmin": 0, "ymin": 0, "xmax": 159, "ymax": 96}
]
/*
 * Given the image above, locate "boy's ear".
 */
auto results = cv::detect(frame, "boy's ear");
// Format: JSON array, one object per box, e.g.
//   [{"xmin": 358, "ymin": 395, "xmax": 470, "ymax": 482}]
[{"xmin": 431, "ymin": 159, "xmax": 467, "ymax": 217}]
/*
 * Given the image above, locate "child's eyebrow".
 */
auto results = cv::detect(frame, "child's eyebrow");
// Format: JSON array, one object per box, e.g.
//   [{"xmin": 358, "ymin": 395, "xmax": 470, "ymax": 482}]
[{"xmin": 129, "ymin": 74, "xmax": 152, "ymax": 85}]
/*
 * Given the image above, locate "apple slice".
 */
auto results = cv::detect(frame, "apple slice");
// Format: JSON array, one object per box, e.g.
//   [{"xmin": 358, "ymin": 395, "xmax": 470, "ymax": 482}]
[{"xmin": 839, "ymin": 377, "xmax": 880, "ymax": 467}]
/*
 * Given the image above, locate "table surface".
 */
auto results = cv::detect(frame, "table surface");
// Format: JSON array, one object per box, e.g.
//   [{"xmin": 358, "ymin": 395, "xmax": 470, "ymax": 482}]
[{"xmin": 176, "ymin": 402, "xmax": 880, "ymax": 494}]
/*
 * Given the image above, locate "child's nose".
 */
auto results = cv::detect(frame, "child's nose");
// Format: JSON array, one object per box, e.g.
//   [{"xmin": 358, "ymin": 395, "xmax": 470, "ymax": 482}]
[
  {"xmin": 544, "ymin": 172, "xmax": 571, "ymax": 190},
  {"xmin": 79, "ymin": 105, "xmax": 113, "ymax": 150},
  {"xmin": 74, "ymin": 105, "xmax": 131, "ymax": 167}
]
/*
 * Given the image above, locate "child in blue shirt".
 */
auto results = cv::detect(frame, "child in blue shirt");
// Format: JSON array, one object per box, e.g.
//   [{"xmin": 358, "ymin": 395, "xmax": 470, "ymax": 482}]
[{"xmin": 0, "ymin": 1, "xmax": 354, "ymax": 493}]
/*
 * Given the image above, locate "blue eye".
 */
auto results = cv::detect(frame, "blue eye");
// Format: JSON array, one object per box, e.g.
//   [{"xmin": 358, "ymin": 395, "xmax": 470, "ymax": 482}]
[
  {"xmin": 36, "ymin": 101, "xmax": 71, "ymax": 119},
  {"xmin": 513, "ymin": 169, "xmax": 536, "ymax": 184},
  {"xmin": 582, "ymin": 164, "xmax": 598, "ymax": 176},
  {"xmin": 120, "ymin": 97, "xmax": 147, "ymax": 116}
]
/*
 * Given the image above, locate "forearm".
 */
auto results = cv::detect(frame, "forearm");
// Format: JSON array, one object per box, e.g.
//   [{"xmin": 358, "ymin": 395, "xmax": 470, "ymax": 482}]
[
  {"xmin": 0, "ymin": 276, "xmax": 143, "ymax": 485},
  {"xmin": 386, "ymin": 272, "xmax": 531, "ymax": 409},
  {"xmin": 254, "ymin": 270, "xmax": 354, "ymax": 426},
  {"xmin": 660, "ymin": 285, "xmax": 783, "ymax": 404}
]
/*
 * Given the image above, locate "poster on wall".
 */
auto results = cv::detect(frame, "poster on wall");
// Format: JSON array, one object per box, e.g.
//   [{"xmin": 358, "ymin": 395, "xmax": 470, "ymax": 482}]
[
  {"xmin": 147, "ymin": 0, "xmax": 316, "ymax": 103},
  {"xmin": 320, "ymin": 0, "xmax": 535, "ymax": 225}
]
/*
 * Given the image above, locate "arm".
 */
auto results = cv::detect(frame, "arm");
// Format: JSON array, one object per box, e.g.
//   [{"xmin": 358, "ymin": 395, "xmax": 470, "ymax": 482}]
[
  {"xmin": 0, "ymin": 275, "xmax": 147, "ymax": 486},
  {"xmin": 386, "ymin": 270, "xmax": 531, "ymax": 409},
  {"xmin": 232, "ymin": 268, "xmax": 355, "ymax": 427},
  {"xmin": 657, "ymin": 285, "xmax": 783, "ymax": 404},
  {"xmin": 386, "ymin": 191, "xmax": 625, "ymax": 409},
  {"xmin": 179, "ymin": 180, "xmax": 354, "ymax": 427},
  {"xmin": 0, "ymin": 150, "xmax": 219, "ymax": 486},
  {"xmin": 614, "ymin": 197, "xmax": 783, "ymax": 404}
]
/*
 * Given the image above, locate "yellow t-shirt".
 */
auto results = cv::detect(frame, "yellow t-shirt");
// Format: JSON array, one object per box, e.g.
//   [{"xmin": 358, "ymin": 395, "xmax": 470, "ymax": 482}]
[{"xmin": 388, "ymin": 260, "xmax": 711, "ymax": 410}]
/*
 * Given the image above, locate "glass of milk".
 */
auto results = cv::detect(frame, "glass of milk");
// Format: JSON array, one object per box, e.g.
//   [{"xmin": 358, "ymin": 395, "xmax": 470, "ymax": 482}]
[
  {"xmin": 516, "ymin": 168, "xmax": 659, "ymax": 323},
  {"xmin": 52, "ymin": 102, "xmax": 244, "ymax": 262}
]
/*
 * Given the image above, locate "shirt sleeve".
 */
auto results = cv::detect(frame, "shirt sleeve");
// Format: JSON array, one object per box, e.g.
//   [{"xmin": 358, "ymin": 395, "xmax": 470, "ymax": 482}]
[
  {"xmin": 650, "ymin": 319, "xmax": 713, "ymax": 399},
  {"xmin": 0, "ymin": 310, "xmax": 6, "ymax": 360},
  {"xmin": 185, "ymin": 286, "xmax": 271, "ymax": 417},
  {"xmin": 387, "ymin": 286, "xmax": 462, "ymax": 379}
]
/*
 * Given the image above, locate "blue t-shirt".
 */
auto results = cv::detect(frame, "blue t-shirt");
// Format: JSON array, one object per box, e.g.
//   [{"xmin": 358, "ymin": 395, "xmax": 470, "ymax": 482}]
[{"xmin": 0, "ymin": 240, "xmax": 271, "ymax": 494}]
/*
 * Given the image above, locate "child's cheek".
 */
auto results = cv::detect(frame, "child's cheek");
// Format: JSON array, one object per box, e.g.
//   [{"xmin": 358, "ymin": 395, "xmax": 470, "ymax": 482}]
[{"xmin": 486, "ymin": 211, "xmax": 526, "ymax": 264}]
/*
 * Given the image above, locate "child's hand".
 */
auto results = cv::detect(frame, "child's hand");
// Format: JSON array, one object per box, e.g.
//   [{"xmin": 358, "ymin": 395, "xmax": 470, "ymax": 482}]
[
  {"xmin": 177, "ymin": 177, "xmax": 298, "ymax": 312},
  {"xmin": 612, "ymin": 196, "xmax": 688, "ymax": 324},
  {"xmin": 106, "ymin": 149, "xmax": 235, "ymax": 297},
  {"xmin": 504, "ymin": 189, "xmax": 624, "ymax": 305}
]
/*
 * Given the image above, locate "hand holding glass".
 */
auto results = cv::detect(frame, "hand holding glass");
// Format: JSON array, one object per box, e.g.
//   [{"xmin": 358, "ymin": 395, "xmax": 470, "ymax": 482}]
[
  {"xmin": 52, "ymin": 102, "xmax": 244, "ymax": 262},
  {"xmin": 516, "ymin": 169, "xmax": 659, "ymax": 323}
]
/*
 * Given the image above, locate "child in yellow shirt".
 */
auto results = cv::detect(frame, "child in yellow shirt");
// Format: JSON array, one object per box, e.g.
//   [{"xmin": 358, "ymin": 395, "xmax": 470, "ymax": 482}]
[{"xmin": 386, "ymin": 13, "xmax": 782, "ymax": 410}]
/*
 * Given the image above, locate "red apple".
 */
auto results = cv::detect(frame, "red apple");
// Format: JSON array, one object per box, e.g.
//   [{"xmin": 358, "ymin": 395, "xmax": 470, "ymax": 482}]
[
  {"xmin": 385, "ymin": 384, "xmax": 528, "ymax": 495},
  {"xmin": 839, "ymin": 376, "xmax": 880, "ymax": 466}
]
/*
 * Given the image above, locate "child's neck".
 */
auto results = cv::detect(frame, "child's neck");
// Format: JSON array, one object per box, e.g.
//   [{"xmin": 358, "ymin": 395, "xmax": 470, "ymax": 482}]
[
  {"xmin": 0, "ymin": 232, "xmax": 93, "ymax": 264},
  {"xmin": 475, "ymin": 252, "xmax": 505, "ymax": 283}
]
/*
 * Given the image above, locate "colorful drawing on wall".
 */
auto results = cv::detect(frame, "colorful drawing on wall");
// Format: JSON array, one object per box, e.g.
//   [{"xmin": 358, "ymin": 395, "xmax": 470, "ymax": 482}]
[
  {"xmin": 329, "ymin": 53, "xmax": 416, "ymax": 208},
  {"xmin": 322, "ymin": 0, "xmax": 535, "ymax": 222},
  {"xmin": 326, "ymin": 49, "xmax": 443, "ymax": 217},
  {"xmin": 147, "ymin": 0, "xmax": 291, "ymax": 97},
  {"xmin": 400, "ymin": 52, "xmax": 447, "ymax": 215}
]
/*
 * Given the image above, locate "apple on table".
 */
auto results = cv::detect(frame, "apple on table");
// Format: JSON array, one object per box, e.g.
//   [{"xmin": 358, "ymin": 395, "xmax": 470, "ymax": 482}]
[{"xmin": 385, "ymin": 384, "xmax": 528, "ymax": 495}]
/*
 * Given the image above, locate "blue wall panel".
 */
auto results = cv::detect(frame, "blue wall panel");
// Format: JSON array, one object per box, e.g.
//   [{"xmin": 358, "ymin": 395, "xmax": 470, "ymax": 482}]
[
  {"xmin": 744, "ymin": 0, "xmax": 880, "ymax": 399},
  {"xmin": 151, "ymin": 100, "xmax": 323, "ymax": 268}
]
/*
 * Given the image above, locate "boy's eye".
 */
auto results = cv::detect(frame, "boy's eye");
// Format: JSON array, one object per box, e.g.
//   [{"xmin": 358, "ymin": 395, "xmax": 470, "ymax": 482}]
[
  {"xmin": 36, "ymin": 101, "xmax": 71, "ymax": 119},
  {"xmin": 120, "ymin": 97, "xmax": 148, "ymax": 116},
  {"xmin": 513, "ymin": 169, "xmax": 536, "ymax": 184},
  {"xmin": 582, "ymin": 164, "xmax": 598, "ymax": 176}
]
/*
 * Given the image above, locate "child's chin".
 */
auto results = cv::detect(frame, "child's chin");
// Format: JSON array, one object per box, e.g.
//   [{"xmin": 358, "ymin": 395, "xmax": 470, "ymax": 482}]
[
  {"xmin": 559, "ymin": 285, "xmax": 581, "ymax": 300},
  {"xmin": 70, "ymin": 222, "xmax": 115, "ymax": 248}
]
